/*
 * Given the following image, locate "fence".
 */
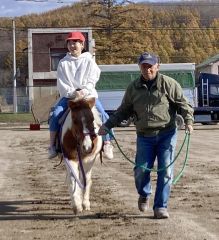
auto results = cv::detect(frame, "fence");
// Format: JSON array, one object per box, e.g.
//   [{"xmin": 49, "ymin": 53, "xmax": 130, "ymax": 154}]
[{"xmin": 0, "ymin": 86, "xmax": 57, "ymax": 113}]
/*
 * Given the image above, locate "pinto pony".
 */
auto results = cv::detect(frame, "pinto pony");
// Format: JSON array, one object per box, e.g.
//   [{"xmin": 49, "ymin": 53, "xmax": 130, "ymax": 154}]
[{"xmin": 60, "ymin": 97, "xmax": 103, "ymax": 214}]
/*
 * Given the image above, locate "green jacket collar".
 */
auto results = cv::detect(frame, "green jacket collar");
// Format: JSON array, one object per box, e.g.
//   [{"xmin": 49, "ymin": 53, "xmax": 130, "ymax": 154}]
[{"xmin": 134, "ymin": 72, "xmax": 162, "ymax": 89}]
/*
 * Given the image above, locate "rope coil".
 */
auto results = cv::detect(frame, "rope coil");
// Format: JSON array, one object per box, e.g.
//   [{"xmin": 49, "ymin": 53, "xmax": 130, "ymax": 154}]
[{"xmin": 106, "ymin": 129, "xmax": 191, "ymax": 185}]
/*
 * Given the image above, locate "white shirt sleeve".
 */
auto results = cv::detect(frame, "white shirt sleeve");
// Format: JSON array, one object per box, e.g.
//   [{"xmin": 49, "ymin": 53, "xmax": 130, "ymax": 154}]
[
  {"xmin": 81, "ymin": 59, "xmax": 100, "ymax": 95},
  {"xmin": 57, "ymin": 62, "xmax": 76, "ymax": 98}
]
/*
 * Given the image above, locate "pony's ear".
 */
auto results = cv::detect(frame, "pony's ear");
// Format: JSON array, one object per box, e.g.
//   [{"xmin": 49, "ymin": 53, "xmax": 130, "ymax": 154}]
[{"xmin": 86, "ymin": 97, "xmax": 96, "ymax": 108}]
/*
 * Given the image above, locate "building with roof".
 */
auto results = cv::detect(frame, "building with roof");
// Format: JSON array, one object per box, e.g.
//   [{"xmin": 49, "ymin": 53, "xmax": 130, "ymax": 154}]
[{"xmin": 196, "ymin": 53, "xmax": 219, "ymax": 75}]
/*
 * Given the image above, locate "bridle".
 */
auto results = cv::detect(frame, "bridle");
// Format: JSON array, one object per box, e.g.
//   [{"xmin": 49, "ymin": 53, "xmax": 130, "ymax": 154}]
[{"xmin": 72, "ymin": 125, "xmax": 97, "ymax": 146}]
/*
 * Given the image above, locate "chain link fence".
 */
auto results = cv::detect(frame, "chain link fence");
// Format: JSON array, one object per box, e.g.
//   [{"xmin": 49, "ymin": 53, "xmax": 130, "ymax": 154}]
[{"xmin": 0, "ymin": 86, "xmax": 57, "ymax": 114}]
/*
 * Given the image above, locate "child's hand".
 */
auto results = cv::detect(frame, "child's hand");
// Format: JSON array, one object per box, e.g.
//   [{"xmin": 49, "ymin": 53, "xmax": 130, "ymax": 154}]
[{"xmin": 74, "ymin": 90, "xmax": 86, "ymax": 100}]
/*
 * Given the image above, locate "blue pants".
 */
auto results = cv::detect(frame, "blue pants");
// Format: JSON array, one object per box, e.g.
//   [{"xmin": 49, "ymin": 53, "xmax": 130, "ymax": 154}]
[
  {"xmin": 49, "ymin": 97, "xmax": 113, "ymax": 141},
  {"xmin": 134, "ymin": 128, "xmax": 177, "ymax": 209}
]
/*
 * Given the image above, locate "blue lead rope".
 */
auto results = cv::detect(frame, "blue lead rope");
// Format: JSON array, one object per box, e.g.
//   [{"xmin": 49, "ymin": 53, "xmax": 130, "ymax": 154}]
[{"xmin": 106, "ymin": 129, "xmax": 191, "ymax": 185}]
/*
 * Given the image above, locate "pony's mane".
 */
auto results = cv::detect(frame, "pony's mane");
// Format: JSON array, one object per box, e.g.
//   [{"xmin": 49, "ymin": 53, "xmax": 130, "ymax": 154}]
[
  {"xmin": 68, "ymin": 99, "xmax": 90, "ymax": 110},
  {"xmin": 68, "ymin": 98, "xmax": 102, "ymax": 126}
]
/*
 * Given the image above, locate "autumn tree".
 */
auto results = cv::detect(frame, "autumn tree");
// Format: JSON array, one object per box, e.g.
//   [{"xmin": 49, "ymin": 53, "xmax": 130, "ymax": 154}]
[{"xmin": 83, "ymin": 0, "xmax": 139, "ymax": 64}]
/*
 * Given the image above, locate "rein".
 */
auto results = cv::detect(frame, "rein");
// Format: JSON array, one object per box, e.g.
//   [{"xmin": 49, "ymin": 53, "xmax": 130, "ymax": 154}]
[
  {"xmin": 106, "ymin": 129, "xmax": 191, "ymax": 185},
  {"xmin": 59, "ymin": 111, "xmax": 99, "ymax": 190},
  {"xmin": 56, "ymin": 111, "xmax": 86, "ymax": 190},
  {"xmin": 65, "ymin": 143, "xmax": 87, "ymax": 189}
]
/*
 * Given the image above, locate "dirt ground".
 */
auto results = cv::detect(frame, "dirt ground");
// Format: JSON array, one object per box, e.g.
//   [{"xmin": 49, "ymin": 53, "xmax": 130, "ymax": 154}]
[{"xmin": 0, "ymin": 123, "xmax": 218, "ymax": 240}]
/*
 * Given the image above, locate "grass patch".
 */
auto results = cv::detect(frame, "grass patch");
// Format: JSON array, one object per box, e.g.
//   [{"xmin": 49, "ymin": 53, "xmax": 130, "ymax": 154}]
[{"xmin": 0, "ymin": 113, "xmax": 35, "ymax": 123}]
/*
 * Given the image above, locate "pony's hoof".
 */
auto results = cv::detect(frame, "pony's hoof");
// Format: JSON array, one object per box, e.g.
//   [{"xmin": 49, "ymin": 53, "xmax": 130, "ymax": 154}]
[
  {"xmin": 73, "ymin": 206, "xmax": 83, "ymax": 215},
  {"xmin": 82, "ymin": 201, "xmax": 90, "ymax": 211},
  {"xmin": 71, "ymin": 202, "xmax": 83, "ymax": 215}
]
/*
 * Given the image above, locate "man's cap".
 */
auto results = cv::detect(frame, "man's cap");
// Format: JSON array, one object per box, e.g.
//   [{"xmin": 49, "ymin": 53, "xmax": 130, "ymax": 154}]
[
  {"xmin": 138, "ymin": 52, "xmax": 159, "ymax": 65},
  {"xmin": 66, "ymin": 31, "xmax": 85, "ymax": 42}
]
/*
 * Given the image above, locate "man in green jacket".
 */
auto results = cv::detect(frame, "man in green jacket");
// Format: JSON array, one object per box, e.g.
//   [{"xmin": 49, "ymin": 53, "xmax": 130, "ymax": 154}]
[{"xmin": 98, "ymin": 52, "xmax": 194, "ymax": 219}]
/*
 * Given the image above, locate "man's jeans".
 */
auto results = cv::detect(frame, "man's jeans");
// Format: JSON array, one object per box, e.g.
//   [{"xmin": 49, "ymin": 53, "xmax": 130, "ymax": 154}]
[{"xmin": 134, "ymin": 128, "xmax": 177, "ymax": 209}]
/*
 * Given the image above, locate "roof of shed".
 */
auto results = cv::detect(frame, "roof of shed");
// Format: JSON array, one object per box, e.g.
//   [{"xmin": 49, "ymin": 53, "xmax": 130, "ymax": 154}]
[{"xmin": 196, "ymin": 53, "xmax": 219, "ymax": 68}]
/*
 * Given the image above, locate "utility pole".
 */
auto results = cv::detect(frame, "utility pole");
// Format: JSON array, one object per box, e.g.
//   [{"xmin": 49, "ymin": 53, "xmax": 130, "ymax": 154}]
[{"xmin": 12, "ymin": 19, "xmax": 17, "ymax": 113}]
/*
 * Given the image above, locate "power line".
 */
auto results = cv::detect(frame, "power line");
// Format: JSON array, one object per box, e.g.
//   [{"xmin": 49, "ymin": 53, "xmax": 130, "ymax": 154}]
[
  {"xmin": 0, "ymin": 26, "xmax": 219, "ymax": 31},
  {"xmin": 15, "ymin": 0, "xmax": 75, "ymax": 3}
]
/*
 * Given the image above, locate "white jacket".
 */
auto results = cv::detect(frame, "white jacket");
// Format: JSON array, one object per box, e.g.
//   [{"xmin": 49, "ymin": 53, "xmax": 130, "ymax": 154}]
[{"xmin": 57, "ymin": 52, "xmax": 100, "ymax": 98}]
